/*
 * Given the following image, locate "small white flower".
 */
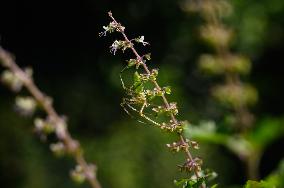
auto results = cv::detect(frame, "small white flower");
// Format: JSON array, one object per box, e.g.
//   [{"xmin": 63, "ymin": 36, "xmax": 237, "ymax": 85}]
[
  {"xmin": 15, "ymin": 96, "xmax": 37, "ymax": 116},
  {"xmin": 135, "ymin": 36, "xmax": 149, "ymax": 46},
  {"xmin": 1, "ymin": 70, "xmax": 23, "ymax": 92},
  {"xmin": 110, "ymin": 40, "xmax": 120, "ymax": 55}
]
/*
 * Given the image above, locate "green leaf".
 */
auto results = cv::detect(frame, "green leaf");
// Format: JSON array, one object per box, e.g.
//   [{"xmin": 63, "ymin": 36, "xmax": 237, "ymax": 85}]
[
  {"xmin": 174, "ymin": 179, "xmax": 189, "ymax": 186},
  {"xmin": 133, "ymin": 71, "xmax": 141, "ymax": 85},
  {"xmin": 244, "ymin": 180, "xmax": 274, "ymax": 188},
  {"xmin": 174, "ymin": 178, "xmax": 205, "ymax": 188},
  {"xmin": 132, "ymin": 72, "xmax": 143, "ymax": 93},
  {"xmin": 248, "ymin": 118, "xmax": 284, "ymax": 148},
  {"xmin": 134, "ymin": 84, "xmax": 144, "ymax": 93},
  {"xmin": 193, "ymin": 178, "xmax": 205, "ymax": 188}
]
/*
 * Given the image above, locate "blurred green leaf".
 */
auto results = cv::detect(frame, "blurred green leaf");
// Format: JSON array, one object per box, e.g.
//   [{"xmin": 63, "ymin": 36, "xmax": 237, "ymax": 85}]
[
  {"xmin": 248, "ymin": 118, "xmax": 284, "ymax": 148},
  {"xmin": 244, "ymin": 180, "xmax": 274, "ymax": 188}
]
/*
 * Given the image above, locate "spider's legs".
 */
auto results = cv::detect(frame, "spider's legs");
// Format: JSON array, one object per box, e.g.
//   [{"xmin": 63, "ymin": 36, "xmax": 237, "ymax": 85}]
[
  {"xmin": 139, "ymin": 102, "xmax": 147, "ymax": 116},
  {"xmin": 139, "ymin": 101, "xmax": 160, "ymax": 126},
  {"xmin": 121, "ymin": 98, "xmax": 134, "ymax": 117},
  {"xmin": 120, "ymin": 66, "xmax": 129, "ymax": 90},
  {"xmin": 121, "ymin": 98, "xmax": 160, "ymax": 126},
  {"xmin": 123, "ymin": 101, "xmax": 147, "ymax": 124}
]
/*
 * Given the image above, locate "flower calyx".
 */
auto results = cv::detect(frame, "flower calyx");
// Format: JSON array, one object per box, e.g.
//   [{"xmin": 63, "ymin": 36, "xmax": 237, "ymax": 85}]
[
  {"xmin": 99, "ymin": 20, "xmax": 125, "ymax": 37},
  {"xmin": 152, "ymin": 102, "xmax": 178, "ymax": 116},
  {"xmin": 166, "ymin": 139, "xmax": 190, "ymax": 153},
  {"xmin": 15, "ymin": 96, "xmax": 37, "ymax": 116},
  {"xmin": 134, "ymin": 36, "xmax": 149, "ymax": 46},
  {"xmin": 34, "ymin": 117, "xmax": 55, "ymax": 135},
  {"xmin": 159, "ymin": 120, "xmax": 183, "ymax": 133},
  {"xmin": 110, "ymin": 40, "xmax": 132, "ymax": 55},
  {"xmin": 178, "ymin": 157, "xmax": 203, "ymax": 172}
]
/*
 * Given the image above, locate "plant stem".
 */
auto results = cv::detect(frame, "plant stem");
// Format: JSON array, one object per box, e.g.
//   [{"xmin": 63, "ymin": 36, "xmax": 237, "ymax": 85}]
[
  {"xmin": 245, "ymin": 149, "xmax": 261, "ymax": 180},
  {"xmin": 108, "ymin": 12, "xmax": 206, "ymax": 188},
  {"xmin": 0, "ymin": 47, "xmax": 101, "ymax": 188}
]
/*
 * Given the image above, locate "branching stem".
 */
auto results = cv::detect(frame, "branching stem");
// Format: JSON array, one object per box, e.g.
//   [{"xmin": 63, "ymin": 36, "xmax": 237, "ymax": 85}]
[{"xmin": 108, "ymin": 12, "xmax": 206, "ymax": 188}]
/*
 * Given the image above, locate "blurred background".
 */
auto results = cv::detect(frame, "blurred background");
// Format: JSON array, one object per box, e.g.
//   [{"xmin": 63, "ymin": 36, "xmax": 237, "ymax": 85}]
[{"xmin": 0, "ymin": 0, "xmax": 284, "ymax": 187}]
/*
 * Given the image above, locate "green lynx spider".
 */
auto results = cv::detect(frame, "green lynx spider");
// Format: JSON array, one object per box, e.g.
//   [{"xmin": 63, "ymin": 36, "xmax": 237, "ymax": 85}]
[{"xmin": 119, "ymin": 66, "xmax": 161, "ymax": 126}]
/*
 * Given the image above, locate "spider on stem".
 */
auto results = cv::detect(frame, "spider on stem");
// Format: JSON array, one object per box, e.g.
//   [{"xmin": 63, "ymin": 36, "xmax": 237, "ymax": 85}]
[{"xmin": 119, "ymin": 66, "xmax": 161, "ymax": 126}]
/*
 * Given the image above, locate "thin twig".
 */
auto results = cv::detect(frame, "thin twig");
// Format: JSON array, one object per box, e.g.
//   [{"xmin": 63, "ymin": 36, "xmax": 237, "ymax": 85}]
[{"xmin": 0, "ymin": 47, "xmax": 101, "ymax": 188}]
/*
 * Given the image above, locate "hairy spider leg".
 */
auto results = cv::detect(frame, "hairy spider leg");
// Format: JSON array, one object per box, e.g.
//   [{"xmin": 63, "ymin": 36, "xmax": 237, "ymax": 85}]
[
  {"xmin": 120, "ymin": 67, "xmax": 127, "ymax": 90},
  {"xmin": 121, "ymin": 97, "xmax": 160, "ymax": 126},
  {"xmin": 120, "ymin": 98, "xmax": 147, "ymax": 124},
  {"xmin": 135, "ymin": 100, "xmax": 160, "ymax": 127},
  {"xmin": 120, "ymin": 99, "xmax": 134, "ymax": 118}
]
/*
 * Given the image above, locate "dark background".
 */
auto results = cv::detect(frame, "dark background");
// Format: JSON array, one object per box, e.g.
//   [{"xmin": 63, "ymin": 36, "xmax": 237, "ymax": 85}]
[{"xmin": 1, "ymin": 0, "xmax": 284, "ymax": 188}]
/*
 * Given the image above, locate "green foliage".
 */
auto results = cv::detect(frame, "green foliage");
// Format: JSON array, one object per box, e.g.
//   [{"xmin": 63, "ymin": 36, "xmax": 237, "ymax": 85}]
[
  {"xmin": 265, "ymin": 159, "xmax": 284, "ymax": 187},
  {"xmin": 174, "ymin": 178, "xmax": 205, "ymax": 188},
  {"xmin": 244, "ymin": 180, "xmax": 273, "ymax": 188},
  {"xmin": 248, "ymin": 118, "xmax": 284, "ymax": 148}
]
